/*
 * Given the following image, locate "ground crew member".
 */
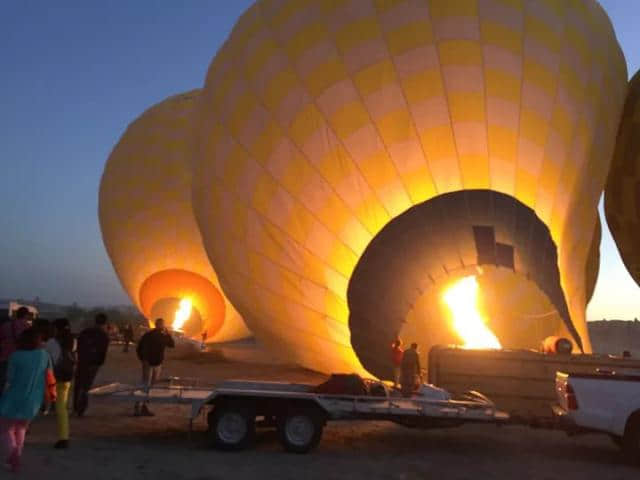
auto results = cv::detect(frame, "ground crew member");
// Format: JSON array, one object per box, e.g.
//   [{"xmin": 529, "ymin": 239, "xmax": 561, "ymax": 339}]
[{"xmin": 400, "ymin": 343, "xmax": 421, "ymax": 397}]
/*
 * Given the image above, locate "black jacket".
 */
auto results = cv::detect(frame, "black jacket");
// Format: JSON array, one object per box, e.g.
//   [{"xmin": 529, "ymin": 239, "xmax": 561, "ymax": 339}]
[
  {"xmin": 77, "ymin": 327, "xmax": 109, "ymax": 366},
  {"xmin": 136, "ymin": 329, "xmax": 175, "ymax": 367}
]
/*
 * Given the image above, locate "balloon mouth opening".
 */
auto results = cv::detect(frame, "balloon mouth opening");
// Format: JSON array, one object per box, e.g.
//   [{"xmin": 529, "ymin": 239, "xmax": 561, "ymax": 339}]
[
  {"xmin": 347, "ymin": 189, "xmax": 578, "ymax": 379},
  {"xmin": 139, "ymin": 269, "xmax": 226, "ymax": 340}
]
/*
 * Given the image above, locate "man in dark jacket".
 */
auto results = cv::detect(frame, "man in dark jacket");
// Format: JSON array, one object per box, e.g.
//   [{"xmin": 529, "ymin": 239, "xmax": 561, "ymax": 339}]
[
  {"xmin": 135, "ymin": 318, "xmax": 174, "ymax": 416},
  {"xmin": 73, "ymin": 313, "xmax": 109, "ymax": 417}
]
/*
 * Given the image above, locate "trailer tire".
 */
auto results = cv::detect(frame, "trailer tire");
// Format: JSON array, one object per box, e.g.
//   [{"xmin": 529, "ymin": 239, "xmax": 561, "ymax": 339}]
[
  {"xmin": 622, "ymin": 414, "xmax": 640, "ymax": 463},
  {"xmin": 277, "ymin": 408, "xmax": 324, "ymax": 454},
  {"xmin": 208, "ymin": 404, "xmax": 255, "ymax": 451},
  {"xmin": 610, "ymin": 434, "xmax": 623, "ymax": 448}
]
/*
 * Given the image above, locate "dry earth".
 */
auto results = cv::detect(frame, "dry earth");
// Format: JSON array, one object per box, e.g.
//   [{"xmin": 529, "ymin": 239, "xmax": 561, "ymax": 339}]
[{"xmin": 14, "ymin": 342, "xmax": 639, "ymax": 480}]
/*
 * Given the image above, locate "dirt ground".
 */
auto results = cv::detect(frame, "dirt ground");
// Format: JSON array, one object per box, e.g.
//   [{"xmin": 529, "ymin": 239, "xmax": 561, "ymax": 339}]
[{"xmin": 17, "ymin": 343, "xmax": 639, "ymax": 479}]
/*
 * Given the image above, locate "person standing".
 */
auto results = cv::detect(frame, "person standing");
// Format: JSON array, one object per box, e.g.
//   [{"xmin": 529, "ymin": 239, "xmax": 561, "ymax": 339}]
[
  {"xmin": 52, "ymin": 318, "xmax": 76, "ymax": 449},
  {"xmin": 0, "ymin": 328, "xmax": 56, "ymax": 472},
  {"xmin": 73, "ymin": 313, "xmax": 109, "ymax": 417},
  {"xmin": 400, "ymin": 343, "xmax": 422, "ymax": 397},
  {"xmin": 122, "ymin": 323, "xmax": 134, "ymax": 353},
  {"xmin": 0, "ymin": 307, "xmax": 31, "ymax": 394},
  {"xmin": 390, "ymin": 339, "xmax": 404, "ymax": 389},
  {"xmin": 135, "ymin": 318, "xmax": 175, "ymax": 417}
]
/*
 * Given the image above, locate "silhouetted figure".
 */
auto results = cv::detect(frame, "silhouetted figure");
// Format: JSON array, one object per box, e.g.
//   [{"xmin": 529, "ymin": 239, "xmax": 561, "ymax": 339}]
[
  {"xmin": 201, "ymin": 330, "xmax": 208, "ymax": 351},
  {"xmin": 134, "ymin": 318, "xmax": 174, "ymax": 416},
  {"xmin": 73, "ymin": 313, "xmax": 109, "ymax": 417},
  {"xmin": 52, "ymin": 318, "xmax": 76, "ymax": 449},
  {"xmin": 390, "ymin": 339, "xmax": 403, "ymax": 388},
  {"xmin": 122, "ymin": 324, "xmax": 134, "ymax": 353},
  {"xmin": 400, "ymin": 343, "xmax": 421, "ymax": 397}
]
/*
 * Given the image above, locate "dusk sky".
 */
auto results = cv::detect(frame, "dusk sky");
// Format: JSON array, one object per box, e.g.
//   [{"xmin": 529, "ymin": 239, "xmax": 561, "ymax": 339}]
[{"xmin": 1, "ymin": 1, "xmax": 639, "ymax": 320}]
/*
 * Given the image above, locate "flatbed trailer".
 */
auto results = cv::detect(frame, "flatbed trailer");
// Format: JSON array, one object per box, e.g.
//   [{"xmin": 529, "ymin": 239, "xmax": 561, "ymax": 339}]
[{"xmin": 90, "ymin": 376, "xmax": 508, "ymax": 453}]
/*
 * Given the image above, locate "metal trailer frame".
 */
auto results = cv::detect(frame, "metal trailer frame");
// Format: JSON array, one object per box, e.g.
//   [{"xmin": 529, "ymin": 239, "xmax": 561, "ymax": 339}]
[{"xmin": 90, "ymin": 376, "xmax": 509, "ymax": 439}]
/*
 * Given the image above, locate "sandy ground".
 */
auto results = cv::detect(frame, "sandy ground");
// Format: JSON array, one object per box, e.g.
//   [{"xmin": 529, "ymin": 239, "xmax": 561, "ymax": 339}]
[{"xmin": 14, "ymin": 343, "xmax": 638, "ymax": 479}]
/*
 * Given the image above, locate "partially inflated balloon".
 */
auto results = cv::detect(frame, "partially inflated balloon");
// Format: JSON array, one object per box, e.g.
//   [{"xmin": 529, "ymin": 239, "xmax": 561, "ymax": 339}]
[
  {"xmin": 606, "ymin": 71, "xmax": 640, "ymax": 286},
  {"xmin": 100, "ymin": 90, "xmax": 250, "ymax": 342},
  {"xmin": 193, "ymin": 0, "xmax": 626, "ymax": 377}
]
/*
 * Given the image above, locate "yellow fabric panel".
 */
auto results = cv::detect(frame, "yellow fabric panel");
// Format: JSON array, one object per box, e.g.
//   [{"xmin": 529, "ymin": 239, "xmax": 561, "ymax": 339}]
[
  {"xmin": 402, "ymin": 69, "xmax": 445, "ymax": 103},
  {"xmin": 251, "ymin": 121, "xmax": 282, "ymax": 161},
  {"xmin": 251, "ymin": 173, "xmax": 280, "ymax": 215},
  {"xmin": 285, "ymin": 22, "xmax": 326, "ymax": 60},
  {"xmin": 328, "ymin": 101, "xmax": 371, "ymax": 139},
  {"xmin": 357, "ymin": 151, "xmax": 403, "ymax": 191},
  {"xmin": 438, "ymin": 40, "xmax": 483, "ymax": 67},
  {"xmin": 429, "ymin": 0, "xmax": 477, "ymax": 18},
  {"xmin": 267, "ymin": 0, "xmax": 313, "ymax": 29},
  {"xmin": 515, "ymin": 168, "xmax": 539, "ymax": 207},
  {"xmin": 385, "ymin": 21, "xmax": 434, "ymax": 56},
  {"xmin": 489, "ymin": 125, "xmax": 518, "ymax": 161},
  {"xmin": 459, "ymin": 154, "xmax": 490, "ymax": 189},
  {"xmin": 376, "ymin": 109, "xmax": 414, "ymax": 145},
  {"xmin": 289, "ymin": 103, "xmax": 324, "ymax": 146},
  {"xmin": 354, "ymin": 59, "xmax": 397, "ymax": 97},
  {"xmin": 228, "ymin": 92, "xmax": 258, "ymax": 137},
  {"xmin": 334, "ymin": 17, "xmax": 381, "ymax": 53},
  {"xmin": 449, "ymin": 92, "xmax": 485, "ymax": 123},
  {"xmin": 263, "ymin": 69, "xmax": 299, "ymax": 111},
  {"xmin": 485, "ymin": 70, "xmax": 521, "ymax": 103},
  {"xmin": 481, "ymin": 21, "xmax": 522, "ymax": 54},
  {"xmin": 303, "ymin": 57, "xmax": 349, "ymax": 97},
  {"xmin": 245, "ymin": 37, "xmax": 279, "ymax": 80},
  {"xmin": 523, "ymin": 59, "xmax": 556, "ymax": 96},
  {"xmin": 520, "ymin": 108, "xmax": 550, "ymax": 147},
  {"xmin": 524, "ymin": 13, "xmax": 562, "ymax": 54},
  {"xmin": 550, "ymin": 107, "xmax": 575, "ymax": 149},
  {"xmin": 420, "ymin": 126, "xmax": 458, "ymax": 164}
]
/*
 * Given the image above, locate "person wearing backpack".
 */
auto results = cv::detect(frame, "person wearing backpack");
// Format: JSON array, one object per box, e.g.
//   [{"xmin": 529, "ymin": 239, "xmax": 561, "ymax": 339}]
[
  {"xmin": 52, "ymin": 318, "xmax": 76, "ymax": 449},
  {"xmin": 73, "ymin": 313, "xmax": 109, "ymax": 417},
  {"xmin": 135, "ymin": 318, "xmax": 174, "ymax": 416}
]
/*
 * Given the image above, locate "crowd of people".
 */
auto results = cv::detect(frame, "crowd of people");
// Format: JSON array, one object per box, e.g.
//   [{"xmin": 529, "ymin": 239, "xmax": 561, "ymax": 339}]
[
  {"xmin": 390, "ymin": 339, "xmax": 424, "ymax": 397},
  {"xmin": 0, "ymin": 306, "xmax": 175, "ymax": 473}
]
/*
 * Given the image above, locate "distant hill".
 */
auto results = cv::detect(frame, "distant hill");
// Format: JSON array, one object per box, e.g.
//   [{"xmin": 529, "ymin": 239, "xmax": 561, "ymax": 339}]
[{"xmin": 588, "ymin": 320, "xmax": 640, "ymax": 357}]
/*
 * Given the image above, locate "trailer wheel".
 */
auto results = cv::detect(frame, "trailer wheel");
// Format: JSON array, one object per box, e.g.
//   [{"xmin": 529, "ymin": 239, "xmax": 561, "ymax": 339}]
[
  {"xmin": 622, "ymin": 413, "xmax": 640, "ymax": 463},
  {"xmin": 208, "ymin": 404, "xmax": 255, "ymax": 451},
  {"xmin": 610, "ymin": 434, "xmax": 623, "ymax": 448},
  {"xmin": 277, "ymin": 408, "xmax": 324, "ymax": 453}
]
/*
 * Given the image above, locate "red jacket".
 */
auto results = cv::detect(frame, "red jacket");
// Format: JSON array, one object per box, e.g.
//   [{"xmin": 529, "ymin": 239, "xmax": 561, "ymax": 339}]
[{"xmin": 391, "ymin": 345, "xmax": 403, "ymax": 366}]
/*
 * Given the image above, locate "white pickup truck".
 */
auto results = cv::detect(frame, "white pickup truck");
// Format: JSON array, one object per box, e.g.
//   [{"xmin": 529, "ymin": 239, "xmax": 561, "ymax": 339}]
[{"xmin": 554, "ymin": 370, "xmax": 640, "ymax": 461}]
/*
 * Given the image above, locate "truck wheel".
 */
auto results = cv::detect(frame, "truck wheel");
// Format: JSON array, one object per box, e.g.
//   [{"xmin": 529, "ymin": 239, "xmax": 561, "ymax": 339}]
[
  {"xmin": 622, "ymin": 417, "xmax": 640, "ymax": 463},
  {"xmin": 277, "ymin": 408, "xmax": 324, "ymax": 453},
  {"xmin": 208, "ymin": 405, "xmax": 255, "ymax": 451}
]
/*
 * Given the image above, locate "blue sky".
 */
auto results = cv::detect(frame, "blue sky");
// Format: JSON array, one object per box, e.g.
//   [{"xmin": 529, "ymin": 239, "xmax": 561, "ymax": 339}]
[{"xmin": 0, "ymin": 1, "xmax": 638, "ymax": 319}]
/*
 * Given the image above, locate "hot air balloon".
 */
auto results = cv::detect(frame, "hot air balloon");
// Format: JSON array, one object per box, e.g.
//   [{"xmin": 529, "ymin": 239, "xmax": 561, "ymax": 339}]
[
  {"xmin": 99, "ymin": 90, "xmax": 249, "ymax": 342},
  {"xmin": 192, "ymin": 0, "xmax": 627, "ymax": 378},
  {"xmin": 605, "ymin": 71, "xmax": 640, "ymax": 286}
]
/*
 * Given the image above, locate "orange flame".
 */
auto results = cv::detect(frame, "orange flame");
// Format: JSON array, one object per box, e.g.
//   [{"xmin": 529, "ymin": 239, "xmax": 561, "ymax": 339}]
[
  {"xmin": 172, "ymin": 298, "xmax": 192, "ymax": 331},
  {"xmin": 443, "ymin": 276, "xmax": 501, "ymax": 349}
]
